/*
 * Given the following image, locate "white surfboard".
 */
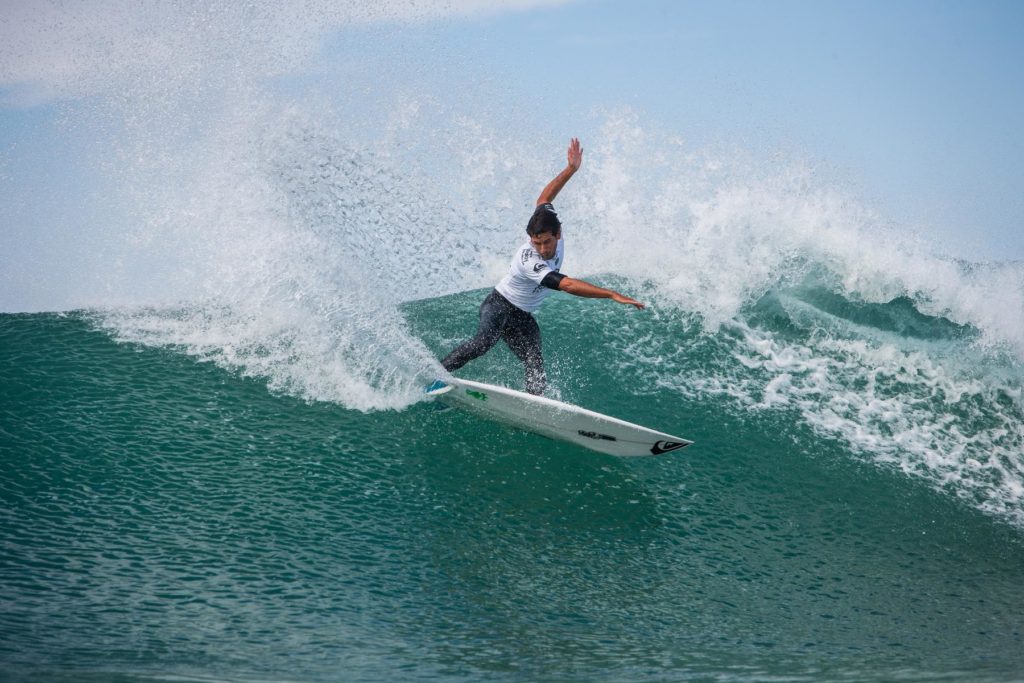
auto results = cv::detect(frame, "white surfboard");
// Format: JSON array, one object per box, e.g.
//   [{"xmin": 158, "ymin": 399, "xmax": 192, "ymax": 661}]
[{"xmin": 429, "ymin": 378, "xmax": 692, "ymax": 457}]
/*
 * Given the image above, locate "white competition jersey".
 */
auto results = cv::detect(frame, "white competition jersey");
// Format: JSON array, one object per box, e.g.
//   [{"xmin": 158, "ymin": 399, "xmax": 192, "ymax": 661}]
[{"xmin": 494, "ymin": 238, "xmax": 565, "ymax": 313}]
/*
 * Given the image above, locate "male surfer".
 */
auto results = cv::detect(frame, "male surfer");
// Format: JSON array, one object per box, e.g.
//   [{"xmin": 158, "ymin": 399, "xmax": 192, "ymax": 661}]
[{"xmin": 430, "ymin": 138, "xmax": 645, "ymax": 396}]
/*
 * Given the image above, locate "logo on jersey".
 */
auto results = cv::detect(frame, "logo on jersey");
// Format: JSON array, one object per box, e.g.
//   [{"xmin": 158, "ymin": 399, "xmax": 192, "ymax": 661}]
[{"xmin": 533, "ymin": 263, "xmax": 547, "ymax": 273}]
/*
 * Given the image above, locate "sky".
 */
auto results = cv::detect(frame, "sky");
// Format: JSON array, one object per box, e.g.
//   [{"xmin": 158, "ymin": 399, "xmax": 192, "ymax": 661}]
[{"xmin": 2, "ymin": 0, "xmax": 1023, "ymax": 312}]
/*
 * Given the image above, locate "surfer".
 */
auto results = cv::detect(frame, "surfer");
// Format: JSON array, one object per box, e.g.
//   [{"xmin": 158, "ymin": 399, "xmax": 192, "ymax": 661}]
[{"xmin": 431, "ymin": 138, "xmax": 645, "ymax": 396}]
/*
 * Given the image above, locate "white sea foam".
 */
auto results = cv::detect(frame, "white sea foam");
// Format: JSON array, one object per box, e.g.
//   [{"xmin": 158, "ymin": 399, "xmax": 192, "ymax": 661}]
[{"xmin": 761, "ymin": 331, "xmax": 1021, "ymax": 524}]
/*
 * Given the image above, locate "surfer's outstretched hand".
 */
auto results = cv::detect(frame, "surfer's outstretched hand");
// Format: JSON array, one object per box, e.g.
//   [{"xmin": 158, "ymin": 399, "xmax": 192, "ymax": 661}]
[{"xmin": 612, "ymin": 292, "xmax": 645, "ymax": 310}]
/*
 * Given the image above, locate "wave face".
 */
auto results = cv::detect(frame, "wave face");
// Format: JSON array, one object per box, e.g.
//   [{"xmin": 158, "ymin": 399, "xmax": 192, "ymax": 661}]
[{"xmin": 3, "ymin": 292, "xmax": 1024, "ymax": 682}]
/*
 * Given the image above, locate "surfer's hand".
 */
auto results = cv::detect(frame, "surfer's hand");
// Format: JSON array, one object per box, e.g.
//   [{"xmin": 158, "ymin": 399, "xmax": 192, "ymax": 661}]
[
  {"xmin": 612, "ymin": 292, "xmax": 645, "ymax": 310},
  {"xmin": 567, "ymin": 137, "xmax": 583, "ymax": 172}
]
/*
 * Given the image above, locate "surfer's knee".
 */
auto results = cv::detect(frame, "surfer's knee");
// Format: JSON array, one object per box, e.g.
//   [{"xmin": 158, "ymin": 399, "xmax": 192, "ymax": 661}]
[{"xmin": 474, "ymin": 328, "xmax": 503, "ymax": 352}]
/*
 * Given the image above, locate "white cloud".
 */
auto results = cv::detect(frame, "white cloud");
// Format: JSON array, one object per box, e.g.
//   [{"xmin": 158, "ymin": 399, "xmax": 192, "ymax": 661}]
[{"xmin": 0, "ymin": 0, "xmax": 572, "ymax": 105}]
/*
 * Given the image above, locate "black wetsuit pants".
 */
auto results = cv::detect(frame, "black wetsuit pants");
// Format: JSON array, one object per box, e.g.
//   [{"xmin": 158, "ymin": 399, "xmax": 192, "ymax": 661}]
[{"xmin": 441, "ymin": 289, "xmax": 546, "ymax": 395}]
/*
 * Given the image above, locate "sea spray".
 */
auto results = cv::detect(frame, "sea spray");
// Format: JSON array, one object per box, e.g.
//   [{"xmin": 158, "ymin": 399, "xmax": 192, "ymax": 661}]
[{"xmin": 95, "ymin": 116, "xmax": 451, "ymax": 411}]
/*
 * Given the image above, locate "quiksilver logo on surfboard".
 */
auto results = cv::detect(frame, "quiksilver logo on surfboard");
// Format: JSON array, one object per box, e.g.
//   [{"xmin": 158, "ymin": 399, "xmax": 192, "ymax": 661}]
[{"xmin": 650, "ymin": 441, "xmax": 687, "ymax": 455}]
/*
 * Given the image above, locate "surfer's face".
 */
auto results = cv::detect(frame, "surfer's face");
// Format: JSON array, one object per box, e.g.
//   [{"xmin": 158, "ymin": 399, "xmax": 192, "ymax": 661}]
[{"xmin": 530, "ymin": 231, "xmax": 560, "ymax": 260}]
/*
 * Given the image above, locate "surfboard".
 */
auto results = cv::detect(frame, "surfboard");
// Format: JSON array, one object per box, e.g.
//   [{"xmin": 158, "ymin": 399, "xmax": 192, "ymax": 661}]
[{"xmin": 428, "ymin": 378, "xmax": 692, "ymax": 457}]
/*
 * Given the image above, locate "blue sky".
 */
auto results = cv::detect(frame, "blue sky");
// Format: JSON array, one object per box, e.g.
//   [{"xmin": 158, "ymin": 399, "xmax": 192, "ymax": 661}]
[{"xmin": 2, "ymin": 0, "xmax": 1023, "ymax": 311}]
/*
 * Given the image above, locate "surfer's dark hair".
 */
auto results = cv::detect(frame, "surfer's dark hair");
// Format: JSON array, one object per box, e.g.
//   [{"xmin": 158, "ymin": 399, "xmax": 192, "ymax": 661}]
[{"xmin": 527, "ymin": 203, "xmax": 561, "ymax": 237}]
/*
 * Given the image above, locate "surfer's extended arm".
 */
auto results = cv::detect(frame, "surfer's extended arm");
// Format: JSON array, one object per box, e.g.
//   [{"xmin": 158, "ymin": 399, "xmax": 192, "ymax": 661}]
[
  {"xmin": 537, "ymin": 137, "xmax": 583, "ymax": 205},
  {"xmin": 557, "ymin": 276, "xmax": 645, "ymax": 310}
]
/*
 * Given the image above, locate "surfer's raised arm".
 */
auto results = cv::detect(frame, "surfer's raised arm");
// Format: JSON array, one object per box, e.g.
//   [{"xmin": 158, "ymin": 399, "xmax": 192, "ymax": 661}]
[{"xmin": 536, "ymin": 137, "xmax": 583, "ymax": 206}]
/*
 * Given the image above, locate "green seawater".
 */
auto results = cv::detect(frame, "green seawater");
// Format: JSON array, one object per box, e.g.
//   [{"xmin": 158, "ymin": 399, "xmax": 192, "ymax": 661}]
[{"xmin": 2, "ymin": 292, "xmax": 1024, "ymax": 682}]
